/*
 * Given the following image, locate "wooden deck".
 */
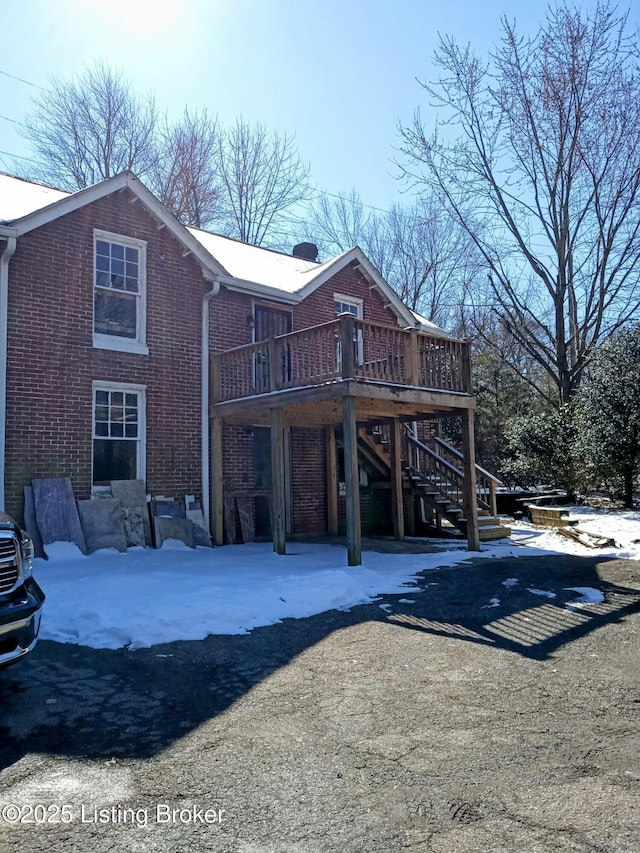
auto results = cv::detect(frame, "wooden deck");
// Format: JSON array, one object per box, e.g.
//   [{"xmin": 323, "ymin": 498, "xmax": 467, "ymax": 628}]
[
  {"xmin": 209, "ymin": 316, "xmax": 480, "ymax": 564},
  {"xmin": 211, "ymin": 315, "xmax": 473, "ymax": 424}
]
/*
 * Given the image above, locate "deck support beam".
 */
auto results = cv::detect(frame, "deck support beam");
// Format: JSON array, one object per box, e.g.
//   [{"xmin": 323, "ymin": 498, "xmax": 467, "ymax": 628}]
[
  {"xmin": 342, "ymin": 394, "xmax": 361, "ymax": 566},
  {"xmin": 390, "ymin": 417, "xmax": 404, "ymax": 540},
  {"xmin": 212, "ymin": 417, "xmax": 224, "ymax": 545},
  {"xmin": 461, "ymin": 408, "xmax": 480, "ymax": 551},
  {"xmin": 270, "ymin": 406, "xmax": 286, "ymax": 555},
  {"xmin": 325, "ymin": 426, "xmax": 338, "ymax": 536}
]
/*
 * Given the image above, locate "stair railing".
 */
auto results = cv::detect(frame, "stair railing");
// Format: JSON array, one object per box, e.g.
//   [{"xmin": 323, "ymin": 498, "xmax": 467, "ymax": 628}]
[
  {"xmin": 429, "ymin": 436, "xmax": 500, "ymax": 518},
  {"xmin": 401, "ymin": 431, "xmax": 465, "ymax": 509},
  {"xmin": 364, "ymin": 424, "xmax": 501, "ymax": 517}
]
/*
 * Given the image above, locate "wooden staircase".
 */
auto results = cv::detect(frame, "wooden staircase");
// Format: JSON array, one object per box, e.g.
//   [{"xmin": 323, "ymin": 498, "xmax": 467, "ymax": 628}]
[{"xmin": 360, "ymin": 427, "xmax": 511, "ymax": 542}]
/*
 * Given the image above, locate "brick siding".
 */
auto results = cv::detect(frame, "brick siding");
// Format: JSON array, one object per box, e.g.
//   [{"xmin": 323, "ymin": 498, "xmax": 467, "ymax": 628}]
[{"xmin": 5, "ymin": 190, "xmax": 209, "ymax": 521}]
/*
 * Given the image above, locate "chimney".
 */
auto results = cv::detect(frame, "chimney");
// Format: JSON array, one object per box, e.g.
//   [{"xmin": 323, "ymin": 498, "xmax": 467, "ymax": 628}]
[{"xmin": 292, "ymin": 242, "xmax": 318, "ymax": 262}]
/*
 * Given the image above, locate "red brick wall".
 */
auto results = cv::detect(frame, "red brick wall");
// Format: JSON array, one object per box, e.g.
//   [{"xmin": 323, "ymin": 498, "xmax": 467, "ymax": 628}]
[
  {"xmin": 208, "ymin": 259, "xmax": 399, "ymax": 354},
  {"xmin": 210, "ymin": 286, "xmax": 253, "ymax": 353},
  {"xmin": 5, "ymin": 190, "xmax": 209, "ymax": 520},
  {"xmin": 210, "ymin": 259, "xmax": 399, "ymax": 539},
  {"xmin": 293, "ymin": 262, "xmax": 397, "ymax": 329},
  {"xmin": 290, "ymin": 427, "xmax": 326, "ymax": 535}
]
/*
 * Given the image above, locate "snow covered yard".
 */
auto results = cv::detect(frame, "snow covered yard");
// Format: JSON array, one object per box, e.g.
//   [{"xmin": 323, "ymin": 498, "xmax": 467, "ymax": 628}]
[{"xmin": 35, "ymin": 507, "xmax": 640, "ymax": 650}]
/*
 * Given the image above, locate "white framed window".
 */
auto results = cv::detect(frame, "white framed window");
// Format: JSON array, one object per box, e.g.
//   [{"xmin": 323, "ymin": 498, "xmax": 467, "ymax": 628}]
[
  {"xmin": 92, "ymin": 381, "xmax": 146, "ymax": 489},
  {"xmin": 334, "ymin": 293, "xmax": 364, "ymax": 366},
  {"xmin": 334, "ymin": 295, "xmax": 363, "ymax": 319},
  {"xmin": 93, "ymin": 230, "xmax": 148, "ymax": 355}
]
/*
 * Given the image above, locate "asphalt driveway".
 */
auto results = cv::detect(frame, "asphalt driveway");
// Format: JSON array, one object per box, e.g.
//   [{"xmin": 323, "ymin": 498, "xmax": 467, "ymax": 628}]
[{"xmin": 0, "ymin": 553, "xmax": 639, "ymax": 852}]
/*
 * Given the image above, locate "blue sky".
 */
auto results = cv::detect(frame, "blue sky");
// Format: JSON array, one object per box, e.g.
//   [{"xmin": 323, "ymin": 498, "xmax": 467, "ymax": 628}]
[{"xmin": 0, "ymin": 0, "xmax": 635, "ymax": 215}]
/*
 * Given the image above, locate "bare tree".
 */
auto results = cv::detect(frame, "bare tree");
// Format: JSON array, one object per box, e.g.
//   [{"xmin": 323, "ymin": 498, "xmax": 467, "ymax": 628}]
[
  {"xmin": 151, "ymin": 109, "xmax": 222, "ymax": 229},
  {"xmin": 306, "ymin": 190, "xmax": 473, "ymax": 330},
  {"xmin": 22, "ymin": 62, "xmax": 158, "ymax": 189},
  {"xmin": 399, "ymin": 3, "xmax": 640, "ymax": 404},
  {"xmin": 217, "ymin": 118, "xmax": 313, "ymax": 246},
  {"xmin": 308, "ymin": 189, "xmax": 373, "ymax": 255},
  {"xmin": 385, "ymin": 200, "xmax": 475, "ymax": 329}
]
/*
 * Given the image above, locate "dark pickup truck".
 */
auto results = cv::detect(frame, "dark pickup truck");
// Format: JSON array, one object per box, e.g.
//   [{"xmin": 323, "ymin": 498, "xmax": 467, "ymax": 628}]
[{"xmin": 0, "ymin": 512, "xmax": 44, "ymax": 669}]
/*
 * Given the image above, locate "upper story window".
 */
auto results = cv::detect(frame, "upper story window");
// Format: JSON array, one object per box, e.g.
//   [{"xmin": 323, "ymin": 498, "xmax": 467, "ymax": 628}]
[
  {"xmin": 335, "ymin": 294, "xmax": 364, "ymax": 365},
  {"xmin": 334, "ymin": 296, "xmax": 363, "ymax": 319},
  {"xmin": 93, "ymin": 231, "xmax": 148, "ymax": 355}
]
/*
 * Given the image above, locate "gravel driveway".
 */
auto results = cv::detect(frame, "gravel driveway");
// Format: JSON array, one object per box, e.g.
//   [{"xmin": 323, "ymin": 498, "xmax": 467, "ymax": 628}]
[{"xmin": 0, "ymin": 553, "xmax": 639, "ymax": 852}]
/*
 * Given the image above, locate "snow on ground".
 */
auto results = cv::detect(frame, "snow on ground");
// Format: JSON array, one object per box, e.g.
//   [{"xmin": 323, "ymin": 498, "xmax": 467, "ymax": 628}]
[{"xmin": 34, "ymin": 507, "xmax": 640, "ymax": 651}]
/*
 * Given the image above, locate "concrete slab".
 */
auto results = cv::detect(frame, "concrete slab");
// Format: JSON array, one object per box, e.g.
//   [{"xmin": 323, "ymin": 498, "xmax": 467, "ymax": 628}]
[
  {"xmin": 153, "ymin": 517, "xmax": 196, "ymax": 549},
  {"xmin": 111, "ymin": 481, "xmax": 152, "ymax": 546},
  {"xmin": 120, "ymin": 506, "xmax": 148, "ymax": 548},
  {"xmin": 32, "ymin": 477, "xmax": 86, "ymax": 554},
  {"xmin": 77, "ymin": 499, "xmax": 127, "ymax": 554}
]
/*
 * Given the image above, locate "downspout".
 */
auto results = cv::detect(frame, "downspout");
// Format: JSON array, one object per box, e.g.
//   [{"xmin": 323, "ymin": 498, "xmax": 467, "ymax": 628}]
[
  {"xmin": 0, "ymin": 233, "xmax": 17, "ymax": 512},
  {"xmin": 201, "ymin": 273, "xmax": 220, "ymax": 533}
]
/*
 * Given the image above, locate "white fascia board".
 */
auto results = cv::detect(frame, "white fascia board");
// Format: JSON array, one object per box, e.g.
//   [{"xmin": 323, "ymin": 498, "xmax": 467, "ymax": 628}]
[
  {"xmin": 10, "ymin": 172, "xmax": 228, "ymax": 282},
  {"xmin": 124, "ymin": 175, "xmax": 228, "ymax": 280},
  {"xmin": 11, "ymin": 173, "xmax": 129, "ymax": 235},
  {"xmin": 216, "ymin": 274, "xmax": 300, "ymax": 305},
  {"xmin": 296, "ymin": 247, "xmax": 418, "ymax": 328}
]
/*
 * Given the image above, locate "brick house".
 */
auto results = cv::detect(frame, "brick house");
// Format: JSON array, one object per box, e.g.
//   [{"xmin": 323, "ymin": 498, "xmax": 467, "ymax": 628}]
[{"xmin": 0, "ymin": 172, "xmax": 507, "ymax": 565}]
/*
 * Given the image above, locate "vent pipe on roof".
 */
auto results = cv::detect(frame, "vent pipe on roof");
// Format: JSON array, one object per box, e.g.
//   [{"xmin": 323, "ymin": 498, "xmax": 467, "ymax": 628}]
[{"xmin": 292, "ymin": 242, "xmax": 318, "ymax": 262}]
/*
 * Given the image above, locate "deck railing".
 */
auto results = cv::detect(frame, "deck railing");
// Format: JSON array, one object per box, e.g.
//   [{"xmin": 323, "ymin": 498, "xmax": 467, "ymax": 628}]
[{"xmin": 211, "ymin": 314, "xmax": 471, "ymax": 403}]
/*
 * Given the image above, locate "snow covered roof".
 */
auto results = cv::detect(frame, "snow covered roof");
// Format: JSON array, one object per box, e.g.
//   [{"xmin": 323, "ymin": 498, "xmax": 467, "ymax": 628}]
[
  {"xmin": 188, "ymin": 226, "xmax": 334, "ymax": 293},
  {"xmin": 188, "ymin": 228, "xmax": 451, "ymax": 332},
  {"xmin": 409, "ymin": 308, "xmax": 451, "ymax": 338},
  {"xmin": 0, "ymin": 172, "xmax": 449, "ymax": 336},
  {"xmin": 0, "ymin": 172, "xmax": 69, "ymax": 223}
]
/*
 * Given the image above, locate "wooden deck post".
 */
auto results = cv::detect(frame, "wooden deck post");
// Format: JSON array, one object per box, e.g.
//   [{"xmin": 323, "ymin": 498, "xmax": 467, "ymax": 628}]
[
  {"xmin": 325, "ymin": 426, "xmax": 338, "ymax": 536},
  {"xmin": 390, "ymin": 417, "xmax": 404, "ymax": 541},
  {"xmin": 406, "ymin": 328, "xmax": 420, "ymax": 386},
  {"xmin": 340, "ymin": 314, "xmax": 355, "ymax": 379},
  {"xmin": 342, "ymin": 394, "xmax": 361, "ymax": 566},
  {"xmin": 270, "ymin": 406, "xmax": 286, "ymax": 555},
  {"xmin": 212, "ymin": 416, "xmax": 224, "ymax": 545},
  {"xmin": 210, "ymin": 354, "xmax": 221, "ymax": 404},
  {"xmin": 268, "ymin": 337, "xmax": 280, "ymax": 392},
  {"xmin": 462, "ymin": 340, "xmax": 472, "ymax": 393},
  {"xmin": 461, "ymin": 408, "xmax": 480, "ymax": 551}
]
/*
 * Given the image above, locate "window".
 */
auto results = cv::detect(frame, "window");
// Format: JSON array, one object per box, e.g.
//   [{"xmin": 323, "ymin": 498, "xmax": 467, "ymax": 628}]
[
  {"xmin": 334, "ymin": 297, "xmax": 362, "ymax": 318},
  {"xmin": 92, "ymin": 383, "xmax": 146, "ymax": 487},
  {"xmin": 93, "ymin": 231, "xmax": 148, "ymax": 354},
  {"xmin": 334, "ymin": 294, "xmax": 364, "ymax": 366}
]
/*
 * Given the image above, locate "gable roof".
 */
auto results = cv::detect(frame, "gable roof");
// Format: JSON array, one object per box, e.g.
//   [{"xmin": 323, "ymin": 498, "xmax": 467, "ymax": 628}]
[
  {"xmin": 188, "ymin": 227, "xmax": 327, "ymax": 293},
  {"xmin": 0, "ymin": 171, "xmax": 226, "ymax": 281},
  {"xmin": 0, "ymin": 173, "xmax": 69, "ymax": 222},
  {"xmin": 188, "ymin": 228, "xmax": 448, "ymax": 335},
  {"xmin": 0, "ymin": 172, "xmax": 449, "ymax": 336}
]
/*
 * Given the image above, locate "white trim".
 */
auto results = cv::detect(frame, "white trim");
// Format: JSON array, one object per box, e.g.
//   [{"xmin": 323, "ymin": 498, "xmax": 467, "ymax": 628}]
[
  {"xmin": 4, "ymin": 171, "xmax": 447, "ymax": 336},
  {"xmin": 334, "ymin": 293, "xmax": 363, "ymax": 318},
  {"xmin": 335, "ymin": 293, "xmax": 364, "ymax": 365},
  {"xmin": 93, "ymin": 230, "xmax": 148, "ymax": 352},
  {"xmin": 93, "ymin": 336, "xmax": 149, "ymax": 355},
  {"xmin": 216, "ymin": 274, "xmax": 299, "ymax": 304},
  {"xmin": 91, "ymin": 381, "xmax": 147, "ymax": 490},
  {"xmin": 10, "ymin": 172, "xmax": 226, "ymax": 281}
]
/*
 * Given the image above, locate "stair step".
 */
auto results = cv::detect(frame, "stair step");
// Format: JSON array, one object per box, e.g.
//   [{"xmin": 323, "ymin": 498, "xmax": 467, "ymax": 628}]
[
  {"xmin": 477, "ymin": 516, "xmax": 501, "ymax": 527},
  {"xmin": 478, "ymin": 524, "xmax": 512, "ymax": 541}
]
